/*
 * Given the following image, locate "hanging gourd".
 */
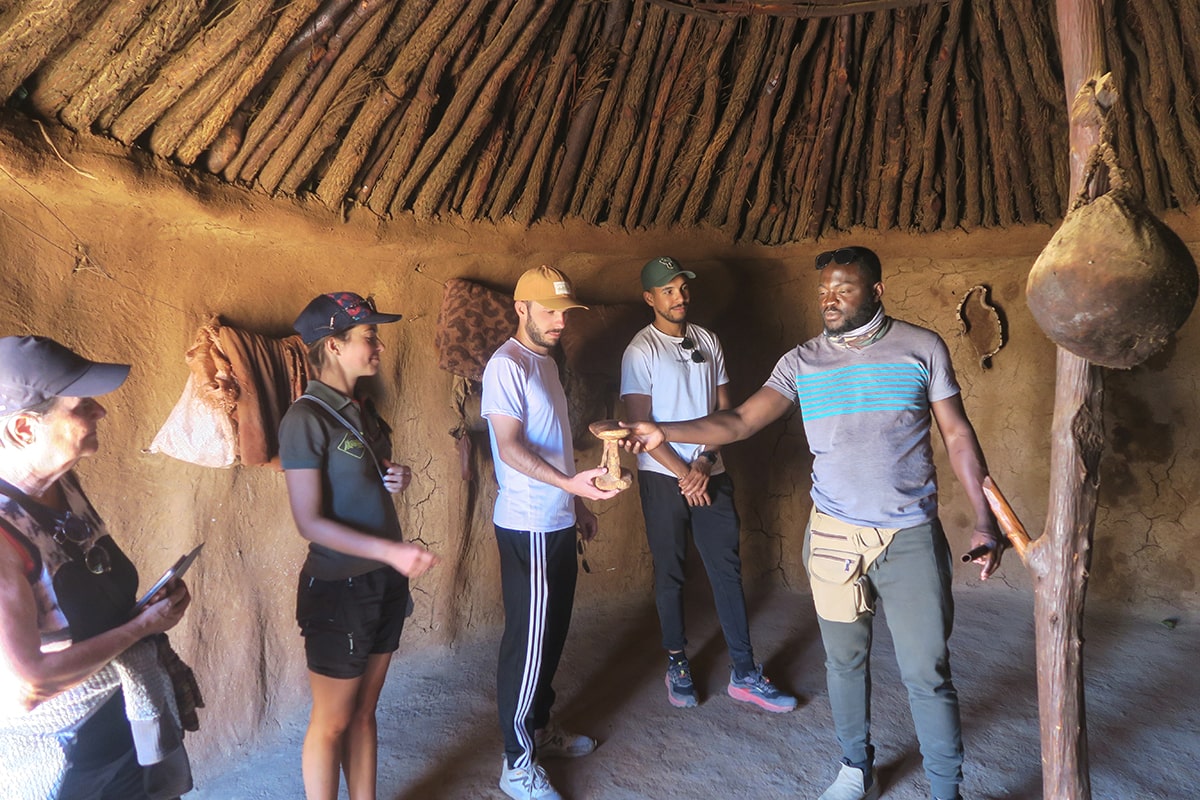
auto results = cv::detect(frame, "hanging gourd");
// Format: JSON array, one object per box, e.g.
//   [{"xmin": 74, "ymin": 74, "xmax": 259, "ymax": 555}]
[{"xmin": 1026, "ymin": 139, "xmax": 1198, "ymax": 368}]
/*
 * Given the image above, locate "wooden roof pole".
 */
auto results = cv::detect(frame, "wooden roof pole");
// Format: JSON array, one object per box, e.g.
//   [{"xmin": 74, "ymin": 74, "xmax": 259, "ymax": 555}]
[{"xmin": 982, "ymin": 2, "xmax": 1106, "ymax": 798}]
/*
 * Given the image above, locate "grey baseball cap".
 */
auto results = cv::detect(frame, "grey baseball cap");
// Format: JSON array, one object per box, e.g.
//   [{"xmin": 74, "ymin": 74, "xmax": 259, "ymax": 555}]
[{"xmin": 0, "ymin": 336, "xmax": 131, "ymax": 414}]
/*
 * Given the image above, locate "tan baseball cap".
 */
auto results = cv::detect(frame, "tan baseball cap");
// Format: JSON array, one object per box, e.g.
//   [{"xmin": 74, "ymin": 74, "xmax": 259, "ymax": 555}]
[{"xmin": 514, "ymin": 266, "xmax": 588, "ymax": 311}]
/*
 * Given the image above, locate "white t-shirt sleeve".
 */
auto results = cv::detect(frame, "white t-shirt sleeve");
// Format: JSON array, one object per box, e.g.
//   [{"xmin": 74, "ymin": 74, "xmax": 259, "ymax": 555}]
[
  {"xmin": 481, "ymin": 355, "xmax": 526, "ymax": 422},
  {"xmin": 710, "ymin": 333, "xmax": 730, "ymax": 387},
  {"xmin": 620, "ymin": 337, "xmax": 653, "ymax": 398}
]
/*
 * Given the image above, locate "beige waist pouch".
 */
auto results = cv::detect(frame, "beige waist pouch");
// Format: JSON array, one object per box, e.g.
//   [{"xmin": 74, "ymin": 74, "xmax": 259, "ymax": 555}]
[{"xmin": 806, "ymin": 508, "xmax": 899, "ymax": 623}]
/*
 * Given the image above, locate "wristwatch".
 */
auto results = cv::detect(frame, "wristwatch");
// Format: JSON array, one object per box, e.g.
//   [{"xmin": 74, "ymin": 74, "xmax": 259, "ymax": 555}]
[{"xmin": 700, "ymin": 450, "xmax": 718, "ymax": 464}]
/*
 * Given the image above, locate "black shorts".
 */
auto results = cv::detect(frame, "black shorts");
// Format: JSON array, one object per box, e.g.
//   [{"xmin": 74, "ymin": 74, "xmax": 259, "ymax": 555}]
[{"xmin": 296, "ymin": 567, "xmax": 410, "ymax": 679}]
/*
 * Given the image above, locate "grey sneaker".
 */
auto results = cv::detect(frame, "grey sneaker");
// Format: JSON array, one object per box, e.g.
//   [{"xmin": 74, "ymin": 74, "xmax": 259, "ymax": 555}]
[
  {"xmin": 726, "ymin": 664, "xmax": 798, "ymax": 713},
  {"xmin": 499, "ymin": 758, "xmax": 562, "ymax": 800},
  {"xmin": 665, "ymin": 657, "xmax": 699, "ymax": 708},
  {"xmin": 817, "ymin": 763, "xmax": 880, "ymax": 800},
  {"xmin": 534, "ymin": 723, "xmax": 596, "ymax": 758}
]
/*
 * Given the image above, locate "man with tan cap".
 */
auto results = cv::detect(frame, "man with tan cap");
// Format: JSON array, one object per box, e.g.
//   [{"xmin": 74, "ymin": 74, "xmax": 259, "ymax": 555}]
[
  {"xmin": 621, "ymin": 257, "xmax": 797, "ymax": 714},
  {"xmin": 482, "ymin": 266, "xmax": 621, "ymax": 800}
]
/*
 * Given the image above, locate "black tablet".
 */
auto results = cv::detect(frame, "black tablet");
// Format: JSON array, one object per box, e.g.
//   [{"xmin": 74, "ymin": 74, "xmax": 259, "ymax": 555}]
[{"xmin": 132, "ymin": 543, "xmax": 204, "ymax": 615}]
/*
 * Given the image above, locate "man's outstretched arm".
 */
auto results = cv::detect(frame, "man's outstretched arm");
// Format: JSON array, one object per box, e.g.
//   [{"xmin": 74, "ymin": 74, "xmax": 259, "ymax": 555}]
[{"xmin": 625, "ymin": 386, "xmax": 794, "ymax": 452}]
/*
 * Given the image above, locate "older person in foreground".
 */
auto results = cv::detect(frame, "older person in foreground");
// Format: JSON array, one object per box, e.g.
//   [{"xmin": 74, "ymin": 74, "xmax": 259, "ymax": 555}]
[{"xmin": 0, "ymin": 336, "xmax": 193, "ymax": 800}]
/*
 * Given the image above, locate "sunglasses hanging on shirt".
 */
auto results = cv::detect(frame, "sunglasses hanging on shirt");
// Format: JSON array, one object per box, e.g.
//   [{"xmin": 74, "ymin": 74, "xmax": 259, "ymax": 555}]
[
  {"xmin": 0, "ymin": 478, "xmax": 111, "ymax": 574},
  {"xmin": 677, "ymin": 329, "xmax": 707, "ymax": 364}
]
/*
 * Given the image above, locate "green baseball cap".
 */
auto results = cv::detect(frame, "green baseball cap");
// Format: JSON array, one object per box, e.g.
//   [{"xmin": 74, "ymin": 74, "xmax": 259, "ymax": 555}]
[{"xmin": 641, "ymin": 256, "xmax": 697, "ymax": 290}]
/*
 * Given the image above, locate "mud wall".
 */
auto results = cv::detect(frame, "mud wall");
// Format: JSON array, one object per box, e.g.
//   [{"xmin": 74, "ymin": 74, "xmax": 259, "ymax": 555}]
[{"xmin": 0, "ymin": 117, "xmax": 1196, "ymax": 767}]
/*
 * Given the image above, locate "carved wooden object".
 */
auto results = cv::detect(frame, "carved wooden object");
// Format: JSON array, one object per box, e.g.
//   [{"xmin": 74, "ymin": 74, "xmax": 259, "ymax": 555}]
[{"xmin": 588, "ymin": 420, "xmax": 633, "ymax": 491}]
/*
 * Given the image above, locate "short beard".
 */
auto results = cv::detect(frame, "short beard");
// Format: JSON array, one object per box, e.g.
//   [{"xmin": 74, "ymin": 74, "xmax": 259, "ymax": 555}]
[
  {"xmin": 524, "ymin": 315, "xmax": 561, "ymax": 350},
  {"xmin": 656, "ymin": 305, "xmax": 687, "ymax": 325},
  {"xmin": 826, "ymin": 298, "xmax": 882, "ymax": 335}
]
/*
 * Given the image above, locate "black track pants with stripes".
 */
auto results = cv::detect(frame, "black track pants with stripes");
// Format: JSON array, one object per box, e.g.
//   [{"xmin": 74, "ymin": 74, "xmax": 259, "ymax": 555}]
[{"xmin": 495, "ymin": 524, "xmax": 579, "ymax": 770}]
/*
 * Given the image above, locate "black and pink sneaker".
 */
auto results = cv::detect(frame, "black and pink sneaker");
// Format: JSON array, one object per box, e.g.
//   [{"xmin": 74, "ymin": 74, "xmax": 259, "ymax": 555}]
[{"xmin": 726, "ymin": 664, "xmax": 798, "ymax": 713}]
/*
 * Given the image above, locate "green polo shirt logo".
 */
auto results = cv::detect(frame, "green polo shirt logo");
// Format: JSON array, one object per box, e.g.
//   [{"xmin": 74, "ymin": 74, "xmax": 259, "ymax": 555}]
[{"xmin": 337, "ymin": 433, "xmax": 366, "ymax": 459}]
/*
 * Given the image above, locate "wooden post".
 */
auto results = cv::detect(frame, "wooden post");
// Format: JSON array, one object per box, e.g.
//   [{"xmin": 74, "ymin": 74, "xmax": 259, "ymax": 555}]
[
  {"xmin": 982, "ymin": 2, "xmax": 1105, "ymax": 797},
  {"xmin": 1039, "ymin": 2, "xmax": 1106, "ymax": 797}
]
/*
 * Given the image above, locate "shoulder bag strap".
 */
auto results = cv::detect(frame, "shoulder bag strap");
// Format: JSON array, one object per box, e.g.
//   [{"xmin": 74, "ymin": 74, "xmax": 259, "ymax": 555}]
[{"xmin": 296, "ymin": 395, "xmax": 387, "ymax": 482}]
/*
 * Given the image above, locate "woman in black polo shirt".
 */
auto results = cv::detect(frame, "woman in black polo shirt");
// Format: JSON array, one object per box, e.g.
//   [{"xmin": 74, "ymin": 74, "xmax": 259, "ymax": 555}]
[{"xmin": 279, "ymin": 293, "xmax": 438, "ymax": 800}]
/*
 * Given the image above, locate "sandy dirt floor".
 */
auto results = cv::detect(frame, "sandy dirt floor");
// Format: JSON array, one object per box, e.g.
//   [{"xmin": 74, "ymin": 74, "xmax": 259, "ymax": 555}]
[{"xmin": 188, "ymin": 581, "xmax": 1196, "ymax": 800}]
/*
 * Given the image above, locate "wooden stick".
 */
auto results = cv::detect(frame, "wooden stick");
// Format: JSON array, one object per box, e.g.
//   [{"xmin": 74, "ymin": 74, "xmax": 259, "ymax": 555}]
[
  {"xmin": 312, "ymin": 0, "xmax": 459, "ymax": 207},
  {"xmin": 0, "ymin": 0, "xmax": 107, "ymax": 102},
  {"xmin": 745, "ymin": 25, "xmax": 808, "ymax": 240},
  {"xmin": 386, "ymin": 0, "xmax": 546, "ymax": 213},
  {"xmin": 193, "ymin": 0, "xmax": 347, "ymax": 170},
  {"xmin": 973, "ymin": 1, "xmax": 1030, "ymax": 225},
  {"xmin": 981, "ymin": 476, "xmax": 1032, "ymax": 564},
  {"xmin": 28, "ymin": 0, "xmax": 157, "ymax": 116},
  {"xmin": 653, "ymin": 15, "xmax": 732, "ymax": 226},
  {"xmin": 624, "ymin": 14, "xmax": 694, "ymax": 228},
  {"xmin": 992, "ymin": 0, "xmax": 1065, "ymax": 219},
  {"xmin": 612, "ymin": 8, "xmax": 685, "ymax": 227},
  {"xmin": 952, "ymin": 34, "xmax": 982, "ymax": 229},
  {"xmin": 833, "ymin": 13, "xmax": 887, "ymax": 231},
  {"xmin": 150, "ymin": 19, "xmax": 272, "ymax": 159},
  {"xmin": 571, "ymin": 0, "xmax": 648, "ymax": 221},
  {"xmin": 914, "ymin": 0, "xmax": 962, "ymax": 231},
  {"xmin": 646, "ymin": 0, "xmax": 949, "ymax": 19},
  {"xmin": 1110, "ymin": 13, "xmax": 1166, "ymax": 208},
  {"xmin": 805, "ymin": 16, "xmax": 852, "ymax": 238},
  {"xmin": 723, "ymin": 17, "xmax": 795, "ymax": 230},
  {"xmin": 407, "ymin": 0, "xmax": 560, "ymax": 218},
  {"xmin": 873, "ymin": 8, "xmax": 912, "ymax": 229},
  {"xmin": 589, "ymin": 4, "xmax": 669, "ymax": 225},
  {"xmin": 1135, "ymin": 0, "xmax": 1200, "ymax": 205},
  {"xmin": 239, "ymin": 0, "xmax": 390, "ymax": 185},
  {"xmin": 544, "ymin": 0, "xmax": 628, "ymax": 221},
  {"xmin": 513, "ymin": 63, "xmax": 575, "ymax": 225},
  {"xmin": 60, "ymin": 0, "xmax": 205, "ymax": 132},
  {"xmin": 364, "ymin": 0, "xmax": 491, "ymax": 211},
  {"xmin": 262, "ymin": 9, "xmax": 394, "ymax": 195},
  {"xmin": 491, "ymin": 2, "xmax": 590, "ymax": 219},
  {"xmin": 939, "ymin": 99, "xmax": 960, "ymax": 230},
  {"xmin": 110, "ymin": 0, "xmax": 275, "ymax": 145},
  {"xmin": 896, "ymin": 5, "xmax": 943, "ymax": 229},
  {"xmin": 639, "ymin": 21, "xmax": 714, "ymax": 224},
  {"xmin": 461, "ymin": 118, "xmax": 510, "ymax": 219},
  {"xmin": 681, "ymin": 15, "xmax": 771, "ymax": 225}
]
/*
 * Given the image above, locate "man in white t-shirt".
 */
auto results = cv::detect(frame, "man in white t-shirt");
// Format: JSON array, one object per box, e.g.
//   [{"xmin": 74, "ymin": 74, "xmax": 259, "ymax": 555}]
[
  {"xmin": 481, "ymin": 265, "xmax": 622, "ymax": 800},
  {"xmin": 620, "ymin": 256, "xmax": 797, "ymax": 714}
]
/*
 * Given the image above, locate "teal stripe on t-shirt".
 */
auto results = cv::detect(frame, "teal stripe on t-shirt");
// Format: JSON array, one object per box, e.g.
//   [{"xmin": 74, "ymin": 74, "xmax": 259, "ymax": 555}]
[{"xmin": 795, "ymin": 362, "xmax": 929, "ymax": 420}]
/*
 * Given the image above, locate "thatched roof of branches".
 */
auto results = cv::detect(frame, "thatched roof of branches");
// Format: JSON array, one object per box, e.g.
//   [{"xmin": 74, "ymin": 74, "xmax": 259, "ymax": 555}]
[{"xmin": 0, "ymin": 0, "xmax": 1195, "ymax": 242}]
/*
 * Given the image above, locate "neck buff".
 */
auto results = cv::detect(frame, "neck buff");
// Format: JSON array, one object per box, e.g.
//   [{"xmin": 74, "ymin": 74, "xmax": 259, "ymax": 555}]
[{"xmin": 825, "ymin": 304, "xmax": 891, "ymax": 350}]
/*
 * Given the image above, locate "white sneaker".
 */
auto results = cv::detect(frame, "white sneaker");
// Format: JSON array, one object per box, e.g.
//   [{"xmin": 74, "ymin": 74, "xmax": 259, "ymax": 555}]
[
  {"xmin": 817, "ymin": 763, "xmax": 880, "ymax": 800},
  {"xmin": 499, "ymin": 758, "xmax": 562, "ymax": 800},
  {"xmin": 534, "ymin": 723, "xmax": 597, "ymax": 758}
]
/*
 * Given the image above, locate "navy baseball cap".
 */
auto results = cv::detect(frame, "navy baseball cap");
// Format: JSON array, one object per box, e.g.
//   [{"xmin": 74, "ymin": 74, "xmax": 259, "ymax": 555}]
[
  {"xmin": 0, "ymin": 336, "xmax": 131, "ymax": 414},
  {"xmin": 293, "ymin": 292, "xmax": 402, "ymax": 345}
]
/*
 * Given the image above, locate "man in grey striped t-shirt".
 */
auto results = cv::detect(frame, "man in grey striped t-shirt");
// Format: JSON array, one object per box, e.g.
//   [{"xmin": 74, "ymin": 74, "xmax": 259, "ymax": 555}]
[{"xmin": 623, "ymin": 246, "xmax": 1002, "ymax": 800}]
